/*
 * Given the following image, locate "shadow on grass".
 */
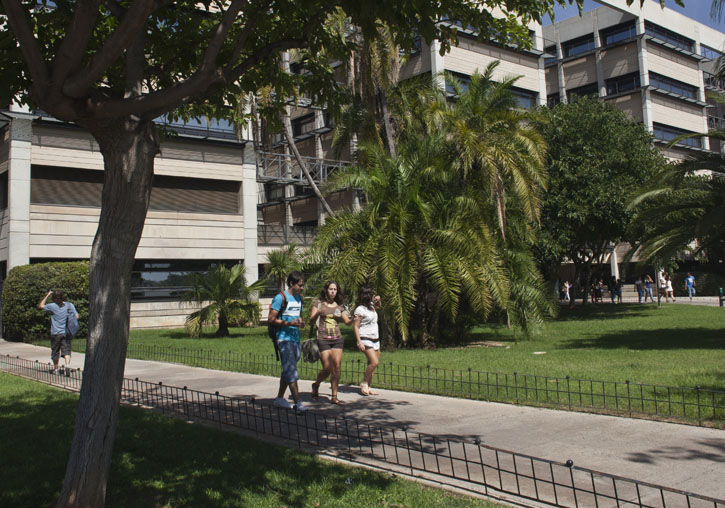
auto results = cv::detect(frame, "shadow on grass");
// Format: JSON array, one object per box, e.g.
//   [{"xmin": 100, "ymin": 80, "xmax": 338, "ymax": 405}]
[
  {"xmin": 0, "ymin": 390, "xmax": 395, "ymax": 508},
  {"xmin": 561, "ymin": 327, "xmax": 724, "ymax": 351},
  {"xmin": 555, "ymin": 303, "xmax": 655, "ymax": 321}
]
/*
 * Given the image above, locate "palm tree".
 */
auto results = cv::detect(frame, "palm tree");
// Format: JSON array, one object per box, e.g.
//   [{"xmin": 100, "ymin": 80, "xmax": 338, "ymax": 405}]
[
  {"xmin": 438, "ymin": 63, "xmax": 548, "ymax": 240},
  {"xmin": 182, "ymin": 263, "xmax": 267, "ymax": 338},
  {"xmin": 630, "ymin": 132, "xmax": 725, "ymax": 262},
  {"xmin": 265, "ymin": 243, "xmax": 302, "ymax": 292}
]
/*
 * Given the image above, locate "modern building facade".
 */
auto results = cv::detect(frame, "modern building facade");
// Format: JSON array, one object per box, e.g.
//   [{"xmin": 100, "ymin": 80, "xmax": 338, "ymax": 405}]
[
  {"xmin": 543, "ymin": 0, "xmax": 724, "ymax": 160},
  {"xmin": 2, "ymin": 0, "xmax": 723, "ymax": 328}
]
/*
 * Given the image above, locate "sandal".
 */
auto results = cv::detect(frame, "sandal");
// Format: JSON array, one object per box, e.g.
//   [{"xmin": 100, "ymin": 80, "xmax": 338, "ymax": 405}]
[
  {"xmin": 360, "ymin": 382, "xmax": 370, "ymax": 396},
  {"xmin": 330, "ymin": 396, "xmax": 345, "ymax": 406},
  {"xmin": 311, "ymin": 382, "xmax": 320, "ymax": 400},
  {"xmin": 367, "ymin": 387, "xmax": 379, "ymax": 395}
]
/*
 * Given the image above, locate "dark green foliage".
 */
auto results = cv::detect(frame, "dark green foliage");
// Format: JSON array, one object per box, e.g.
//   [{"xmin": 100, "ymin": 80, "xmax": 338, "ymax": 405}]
[
  {"xmin": 2, "ymin": 262, "xmax": 89, "ymax": 341},
  {"xmin": 534, "ymin": 97, "xmax": 667, "ymax": 300},
  {"xmin": 671, "ymin": 271, "xmax": 725, "ymax": 297}
]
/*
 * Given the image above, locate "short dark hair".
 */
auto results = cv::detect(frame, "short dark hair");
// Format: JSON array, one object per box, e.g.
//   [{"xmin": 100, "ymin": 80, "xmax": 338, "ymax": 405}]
[
  {"xmin": 287, "ymin": 271, "xmax": 305, "ymax": 287},
  {"xmin": 51, "ymin": 291, "xmax": 66, "ymax": 306},
  {"xmin": 320, "ymin": 280, "xmax": 344, "ymax": 305}
]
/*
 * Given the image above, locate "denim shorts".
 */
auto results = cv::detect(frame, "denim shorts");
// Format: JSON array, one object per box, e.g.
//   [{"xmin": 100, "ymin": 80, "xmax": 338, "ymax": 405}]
[{"xmin": 277, "ymin": 340, "xmax": 301, "ymax": 383}]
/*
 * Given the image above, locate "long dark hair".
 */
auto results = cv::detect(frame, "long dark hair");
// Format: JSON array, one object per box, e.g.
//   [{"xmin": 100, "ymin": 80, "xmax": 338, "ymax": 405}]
[
  {"xmin": 355, "ymin": 286, "xmax": 374, "ymax": 309},
  {"xmin": 319, "ymin": 280, "xmax": 344, "ymax": 305}
]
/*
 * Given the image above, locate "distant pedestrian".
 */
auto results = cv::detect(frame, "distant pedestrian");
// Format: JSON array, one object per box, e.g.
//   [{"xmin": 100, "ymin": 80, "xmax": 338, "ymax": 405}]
[
  {"xmin": 269, "ymin": 271, "xmax": 307, "ymax": 411},
  {"xmin": 644, "ymin": 275, "xmax": 654, "ymax": 302},
  {"xmin": 38, "ymin": 290, "xmax": 78, "ymax": 376},
  {"xmin": 563, "ymin": 280, "xmax": 572, "ymax": 302},
  {"xmin": 309, "ymin": 281, "xmax": 353, "ymax": 405},
  {"xmin": 354, "ymin": 286, "xmax": 382, "ymax": 396},
  {"xmin": 659, "ymin": 275, "xmax": 668, "ymax": 301},
  {"xmin": 609, "ymin": 277, "xmax": 616, "ymax": 304},
  {"xmin": 634, "ymin": 276, "xmax": 644, "ymax": 303},
  {"xmin": 666, "ymin": 276, "xmax": 675, "ymax": 303},
  {"xmin": 685, "ymin": 273, "xmax": 696, "ymax": 301},
  {"xmin": 616, "ymin": 279, "xmax": 623, "ymax": 304}
]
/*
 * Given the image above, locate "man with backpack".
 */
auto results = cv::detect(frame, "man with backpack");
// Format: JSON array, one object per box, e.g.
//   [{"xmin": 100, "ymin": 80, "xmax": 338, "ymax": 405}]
[
  {"xmin": 38, "ymin": 290, "xmax": 79, "ymax": 376},
  {"xmin": 268, "ymin": 271, "xmax": 307, "ymax": 411}
]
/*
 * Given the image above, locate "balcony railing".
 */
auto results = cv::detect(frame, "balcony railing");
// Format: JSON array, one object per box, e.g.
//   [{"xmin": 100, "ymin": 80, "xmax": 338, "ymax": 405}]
[
  {"xmin": 256, "ymin": 151, "xmax": 350, "ymax": 185},
  {"xmin": 258, "ymin": 224, "xmax": 317, "ymax": 246}
]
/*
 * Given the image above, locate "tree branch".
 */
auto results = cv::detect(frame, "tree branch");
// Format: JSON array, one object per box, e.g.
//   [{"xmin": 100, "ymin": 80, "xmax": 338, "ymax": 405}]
[
  {"xmin": 197, "ymin": 0, "xmax": 245, "ymax": 75},
  {"xmin": 63, "ymin": 0, "xmax": 155, "ymax": 98},
  {"xmin": 1, "ymin": 0, "xmax": 50, "ymax": 88},
  {"xmin": 94, "ymin": 37, "xmax": 308, "ymax": 119},
  {"xmin": 51, "ymin": 0, "xmax": 102, "ymax": 86}
]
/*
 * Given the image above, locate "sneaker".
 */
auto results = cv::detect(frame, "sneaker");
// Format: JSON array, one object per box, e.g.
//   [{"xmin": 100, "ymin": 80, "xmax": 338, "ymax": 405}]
[
  {"xmin": 273, "ymin": 397, "xmax": 292, "ymax": 409},
  {"xmin": 51, "ymin": 368, "xmax": 59, "ymax": 375},
  {"xmin": 294, "ymin": 402, "xmax": 308, "ymax": 412}
]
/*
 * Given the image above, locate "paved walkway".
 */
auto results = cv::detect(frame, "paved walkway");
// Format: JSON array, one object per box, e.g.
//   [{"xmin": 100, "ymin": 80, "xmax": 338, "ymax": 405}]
[{"xmin": 2, "ymin": 340, "xmax": 724, "ymax": 502}]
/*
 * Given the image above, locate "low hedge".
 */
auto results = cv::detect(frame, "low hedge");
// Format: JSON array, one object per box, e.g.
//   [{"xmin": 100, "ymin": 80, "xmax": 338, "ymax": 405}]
[
  {"xmin": 2, "ymin": 261, "xmax": 90, "ymax": 341},
  {"xmin": 671, "ymin": 271, "xmax": 725, "ymax": 297}
]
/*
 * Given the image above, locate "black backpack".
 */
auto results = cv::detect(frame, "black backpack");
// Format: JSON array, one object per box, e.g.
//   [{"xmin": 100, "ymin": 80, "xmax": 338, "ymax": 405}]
[{"xmin": 267, "ymin": 292, "xmax": 287, "ymax": 361}]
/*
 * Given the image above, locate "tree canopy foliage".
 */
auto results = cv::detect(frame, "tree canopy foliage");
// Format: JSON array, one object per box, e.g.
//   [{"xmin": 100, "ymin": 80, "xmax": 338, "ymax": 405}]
[
  {"xmin": 630, "ymin": 132, "xmax": 725, "ymax": 263},
  {"xmin": 312, "ymin": 65, "xmax": 554, "ymax": 346},
  {"xmin": 534, "ymin": 97, "xmax": 667, "ymax": 300}
]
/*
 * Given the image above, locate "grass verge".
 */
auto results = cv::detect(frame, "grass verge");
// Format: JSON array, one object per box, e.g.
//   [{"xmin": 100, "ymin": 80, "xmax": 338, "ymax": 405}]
[{"xmin": 0, "ymin": 372, "xmax": 501, "ymax": 508}]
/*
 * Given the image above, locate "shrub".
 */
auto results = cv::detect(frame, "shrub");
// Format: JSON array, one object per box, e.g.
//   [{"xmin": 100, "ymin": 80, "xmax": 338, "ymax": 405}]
[
  {"xmin": 228, "ymin": 301, "xmax": 262, "ymax": 327},
  {"xmin": 672, "ymin": 271, "xmax": 725, "ymax": 297},
  {"xmin": 2, "ymin": 261, "xmax": 90, "ymax": 341}
]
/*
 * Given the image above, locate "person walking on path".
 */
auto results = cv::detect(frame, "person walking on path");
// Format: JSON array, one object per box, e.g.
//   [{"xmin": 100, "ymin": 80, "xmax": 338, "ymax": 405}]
[
  {"xmin": 309, "ymin": 281, "xmax": 353, "ymax": 405},
  {"xmin": 685, "ymin": 273, "xmax": 696, "ymax": 301},
  {"xmin": 563, "ymin": 280, "xmax": 572, "ymax": 303},
  {"xmin": 616, "ymin": 278, "xmax": 623, "ymax": 304},
  {"xmin": 38, "ymin": 290, "xmax": 78, "ymax": 376},
  {"xmin": 666, "ymin": 275, "xmax": 676, "ymax": 303},
  {"xmin": 354, "ymin": 286, "xmax": 382, "ymax": 396},
  {"xmin": 644, "ymin": 275, "xmax": 654, "ymax": 303},
  {"xmin": 269, "ymin": 271, "xmax": 307, "ymax": 411}
]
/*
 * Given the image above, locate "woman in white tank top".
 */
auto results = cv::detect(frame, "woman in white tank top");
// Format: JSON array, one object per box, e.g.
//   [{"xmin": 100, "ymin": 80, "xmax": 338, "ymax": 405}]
[{"xmin": 353, "ymin": 286, "xmax": 382, "ymax": 395}]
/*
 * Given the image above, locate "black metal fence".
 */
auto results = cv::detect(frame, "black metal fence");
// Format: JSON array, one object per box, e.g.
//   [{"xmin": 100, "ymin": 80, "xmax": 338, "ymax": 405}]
[
  {"xmin": 113, "ymin": 343, "xmax": 725, "ymax": 427},
  {"xmin": 2, "ymin": 354, "xmax": 723, "ymax": 508}
]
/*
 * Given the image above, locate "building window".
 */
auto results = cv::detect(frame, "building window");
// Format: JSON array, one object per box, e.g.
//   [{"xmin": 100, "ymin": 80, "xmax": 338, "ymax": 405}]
[
  {"xmin": 544, "ymin": 45, "xmax": 558, "ymax": 65},
  {"xmin": 600, "ymin": 21, "xmax": 637, "ymax": 46},
  {"xmin": 606, "ymin": 73, "xmax": 640, "ymax": 95},
  {"xmin": 566, "ymin": 83, "xmax": 599, "ymax": 101},
  {"xmin": 291, "ymin": 113, "xmax": 315, "ymax": 138},
  {"xmin": 0, "ymin": 171, "xmax": 7, "ymax": 210},
  {"xmin": 547, "ymin": 93, "xmax": 561, "ymax": 108},
  {"xmin": 511, "ymin": 88, "xmax": 538, "ymax": 109},
  {"xmin": 562, "ymin": 34, "xmax": 595, "ymax": 58},
  {"xmin": 649, "ymin": 72, "xmax": 697, "ymax": 100},
  {"xmin": 445, "ymin": 72, "xmax": 472, "ymax": 95},
  {"xmin": 130, "ymin": 260, "xmax": 238, "ymax": 301},
  {"xmin": 700, "ymin": 44, "xmax": 724, "ymax": 60},
  {"xmin": 653, "ymin": 123, "xmax": 702, "ymax": 148},
  {"xmin": 30, "ymin": 166, "xmax": 241, "ymax": 214},
  {"xmin": 644, "ymin": 21, "xmax": 694, "ymax": 53}
]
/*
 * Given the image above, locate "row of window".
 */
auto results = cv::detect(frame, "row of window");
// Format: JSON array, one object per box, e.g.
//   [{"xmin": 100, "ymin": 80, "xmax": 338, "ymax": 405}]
[
  {"xmin": 548, "ymin": 71, "xmax": 696, "ymax": 103},
  {"xmin": 546, "ymin": 20, "xmax": 702, "ymax": 66},
  {"xmin": 30, "ymin": 166, "xmax": 241, "ymax": 214},
  {"xmin": 445, "ymin": 72, "xmax": 538, "ymax": 109},
  {"xmin": 653, "ymin": 123, "xmax": 702, "ymax": 148}
]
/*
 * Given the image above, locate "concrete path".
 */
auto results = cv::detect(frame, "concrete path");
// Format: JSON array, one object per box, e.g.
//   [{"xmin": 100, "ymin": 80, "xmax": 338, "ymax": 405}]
[{"xmin": 2, "ymin": 340, "xmax": 724, "ymax": 503}]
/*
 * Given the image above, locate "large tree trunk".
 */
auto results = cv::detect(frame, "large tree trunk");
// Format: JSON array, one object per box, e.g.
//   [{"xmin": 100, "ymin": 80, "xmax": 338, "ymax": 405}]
[{"xmin": 56, "ymin": 118, "xmax": 158, "ymax": 508}]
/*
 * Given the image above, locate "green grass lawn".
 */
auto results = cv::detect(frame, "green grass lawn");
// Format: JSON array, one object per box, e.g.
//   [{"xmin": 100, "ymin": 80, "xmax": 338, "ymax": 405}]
[
  {"xmin": 0, "ymin": 372, "xmax": 500, "ymax": 508},
  {"xmin": 122, "ymin": 304, "xmax": 725, "ymax": 390}
]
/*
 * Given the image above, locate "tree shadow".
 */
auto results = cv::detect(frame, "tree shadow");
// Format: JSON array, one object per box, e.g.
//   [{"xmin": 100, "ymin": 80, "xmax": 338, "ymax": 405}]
[
  {"xmin": 555, "ymin": 303, "xmax": 655, "ymax": 321},
  {"xmin": 561, "ymin": 327, "xmax": 724, "ymax": 350},
  {"xmin": 0, "ymin": 388, "xmax": 397, "ymax": 508}
]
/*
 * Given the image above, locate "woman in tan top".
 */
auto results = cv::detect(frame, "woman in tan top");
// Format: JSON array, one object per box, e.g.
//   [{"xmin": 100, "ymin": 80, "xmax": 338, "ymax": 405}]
[{"xmin": 309, "ymin": 281, "xmax": 353, "ymax": 405}]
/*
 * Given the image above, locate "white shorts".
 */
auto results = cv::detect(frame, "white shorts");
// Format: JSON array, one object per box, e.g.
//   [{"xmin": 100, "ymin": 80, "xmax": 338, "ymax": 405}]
[{"xmin": 361, "ymin": 338, "xmax": 380, "ymax": 351}]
